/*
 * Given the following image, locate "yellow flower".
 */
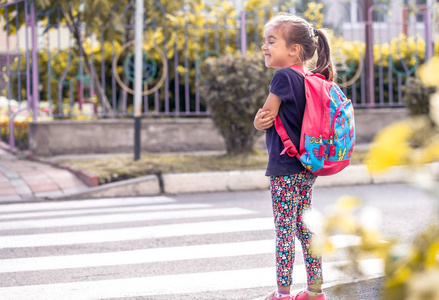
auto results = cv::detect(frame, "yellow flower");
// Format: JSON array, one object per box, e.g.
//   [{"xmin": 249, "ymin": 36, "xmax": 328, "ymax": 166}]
[
  {"xmin": 387, "ymin": 264, "xmax": 412, "ymax": 286},
  {"xmin": 365, "ymin": 120, "xmax": 414, "ymax": 173},
  {"xmin": 360, "ymin": 228, "xmax": 385, "ymax": 252},
  {"xmin": 425, "ymin": 240, "xmax": 439, "ymax": 269},
  {"xmin": 304, "ymin": 1, "xmax": 324, "ymax": 28},
  {"xmin": 419, "ymin": 56, "xmax": 439, "ymax": 87},
  {"xmin": 330, "ymin": 215, "xmax": 358, "ymax": 234},
  {"xmin": 335, "ymin": 195, "xmax": 361, "ymax": 212},
  {"xmin": 0, "ymin": 115, "xmax": 9, "ymax": 124}
]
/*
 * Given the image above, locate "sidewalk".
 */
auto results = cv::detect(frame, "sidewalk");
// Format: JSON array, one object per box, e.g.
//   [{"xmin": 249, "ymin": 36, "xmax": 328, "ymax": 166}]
[
  {"xmin": 0, "ymin": 146, "xmax": 89, "ymax": 203},
  {"xmin": 0, "ymin": 142, "xmax": 422, "ymax": 203}
]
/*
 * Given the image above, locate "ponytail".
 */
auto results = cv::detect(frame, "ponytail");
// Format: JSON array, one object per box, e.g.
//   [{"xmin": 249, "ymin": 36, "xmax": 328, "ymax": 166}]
[{"xmin": 311, "ymin": 28, "xmax": 336, "ymax": 82}]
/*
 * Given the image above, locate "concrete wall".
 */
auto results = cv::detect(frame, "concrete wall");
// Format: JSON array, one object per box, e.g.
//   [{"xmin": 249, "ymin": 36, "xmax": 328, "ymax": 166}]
[
  {"xmin": 29, "ymin": 108, "xmax": 408, "ymax": 157},
  {"xmin": 29, "ymin": 118, "xmax": 226, "ymax": 156}
]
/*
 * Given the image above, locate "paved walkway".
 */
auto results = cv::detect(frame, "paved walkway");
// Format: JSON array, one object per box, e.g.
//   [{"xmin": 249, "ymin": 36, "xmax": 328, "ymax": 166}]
[{"xmin": 0, "ymin": 146, "xmax": 89, "ymax": 203}]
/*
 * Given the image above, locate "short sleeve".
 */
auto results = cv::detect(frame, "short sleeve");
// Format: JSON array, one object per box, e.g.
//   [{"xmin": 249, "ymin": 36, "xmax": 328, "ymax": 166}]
[{"xmin": 269, "ymin": 70, "xmax": 294, "ymax": 103}]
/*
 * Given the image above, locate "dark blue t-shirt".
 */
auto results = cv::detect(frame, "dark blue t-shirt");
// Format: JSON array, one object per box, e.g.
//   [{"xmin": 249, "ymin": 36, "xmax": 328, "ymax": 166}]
[{"xmin": 265, "ymin": 68, "xmax": 306, "ymax": 176}]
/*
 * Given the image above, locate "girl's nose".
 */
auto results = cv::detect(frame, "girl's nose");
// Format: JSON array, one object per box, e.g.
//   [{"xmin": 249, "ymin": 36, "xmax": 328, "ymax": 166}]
[{"xmin": 261, "ymin": 43, "xmax": 267, "ymax": 51}]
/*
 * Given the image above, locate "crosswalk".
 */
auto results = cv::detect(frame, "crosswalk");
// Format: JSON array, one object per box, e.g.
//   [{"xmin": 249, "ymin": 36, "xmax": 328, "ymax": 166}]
[{"xmin": 0, "ymin": 196, "xmax": 384, "ymax": 300}]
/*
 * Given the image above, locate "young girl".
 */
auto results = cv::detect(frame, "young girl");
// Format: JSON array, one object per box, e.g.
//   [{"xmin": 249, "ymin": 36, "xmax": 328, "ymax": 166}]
[{"xmin": 254, "ymin": 13, "xmax": 336, "ymax": 300}]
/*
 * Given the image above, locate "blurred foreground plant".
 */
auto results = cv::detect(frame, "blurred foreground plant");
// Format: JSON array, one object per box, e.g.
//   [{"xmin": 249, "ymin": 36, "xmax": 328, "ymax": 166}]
[
  {"xmin": 311, "ymin": 56, "xmax": 439, "ymax": 299},
  {"xmin": 310, "ymin": 193, "xmax": 439, "ymax": 299},
  {"xmin": 366, "ymin": 56, "xmax": 439, "ymax": 175}
]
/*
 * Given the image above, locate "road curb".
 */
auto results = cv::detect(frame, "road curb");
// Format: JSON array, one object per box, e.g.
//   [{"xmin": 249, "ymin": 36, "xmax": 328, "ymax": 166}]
[
  {"xmin": 52, "ymin": 175, "xmax": 161, "ymax": 200},
  {"xmin": 162, "ymin": 170, "xmax": 270, "ymax": 194},
  {"xmin": 58, "ymin": 164, "xmax": 100, "ymax": 187},
  {"xmin": 314, "ymin": 165, "xmax": 372, "ymax": 187},
  {"xmin": 47, "ymin": 163, "xmax": 426, "ymax": 200}
]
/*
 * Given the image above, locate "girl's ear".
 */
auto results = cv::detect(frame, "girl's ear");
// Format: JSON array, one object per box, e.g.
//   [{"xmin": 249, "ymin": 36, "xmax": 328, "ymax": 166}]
[{"xmin": 289, "ymin": 44, "xmax": 301, "ymax": 57}]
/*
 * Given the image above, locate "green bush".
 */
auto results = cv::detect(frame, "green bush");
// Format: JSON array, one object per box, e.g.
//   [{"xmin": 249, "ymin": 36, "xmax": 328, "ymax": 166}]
[
  {"xmin": 200, "ymin": 53, "xmax": 275, "ymax": 154},
  {"xmin": 403, "ymin": 77, "xmax": 436, "ymax": 118}
]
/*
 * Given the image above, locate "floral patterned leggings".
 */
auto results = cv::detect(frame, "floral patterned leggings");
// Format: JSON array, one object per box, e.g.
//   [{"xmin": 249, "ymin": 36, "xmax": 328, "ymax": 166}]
[{"xmin": 270, "ymin": 170, "xmax": 322, "ymax": 287}]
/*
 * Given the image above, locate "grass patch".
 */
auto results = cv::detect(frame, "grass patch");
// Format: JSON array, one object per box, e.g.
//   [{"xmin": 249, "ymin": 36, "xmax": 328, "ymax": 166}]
[
  {"xmin": 61, "ymin": 152, "xmax": 269, "ymax": 184},
  {"xmin": 61, "ymin": 149, "xmax": 367, "ymax": 185}
]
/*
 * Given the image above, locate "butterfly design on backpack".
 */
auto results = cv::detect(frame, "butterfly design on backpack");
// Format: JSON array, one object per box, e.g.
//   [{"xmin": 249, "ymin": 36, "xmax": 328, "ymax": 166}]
[
  {"xmin": 349, "ymin": 128, "xmax": 354, "ymax": 140},
  {"xmin": 336, "ymin": 116, "xmax": 346, "ymax": 129},
  {"xmin": 339, "ymin": 131, "xmax": 348, "ymax": 146},
  {"xmin": 312, "ymin": 144, "xmax": 329, "ymax": 160}
]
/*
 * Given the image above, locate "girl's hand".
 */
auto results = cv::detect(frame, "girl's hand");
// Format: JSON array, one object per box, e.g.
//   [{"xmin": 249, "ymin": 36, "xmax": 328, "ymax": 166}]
[{"xmin": 254, "ymin": 109, "xmax": 275, "ymax": 130}]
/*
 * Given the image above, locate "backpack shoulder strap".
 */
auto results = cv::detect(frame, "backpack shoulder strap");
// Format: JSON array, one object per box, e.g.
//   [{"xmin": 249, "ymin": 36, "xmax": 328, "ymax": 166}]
[
  {"xmin": 274, "ymin": 115, "xmax": 300, "ymax": 159},
  {"xmin": 290, "ymin": 65, "xmax": 306, "ymax": 77},
  {"xmin": 291, "ymin": 65, "xmax": 326, "ymax": 80}
]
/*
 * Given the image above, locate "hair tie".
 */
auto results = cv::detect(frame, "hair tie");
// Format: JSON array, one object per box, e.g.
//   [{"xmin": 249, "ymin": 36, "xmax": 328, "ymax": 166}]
[{"xmin": 313, "ymin": 28, "xmax": 319, "ymax": 37}]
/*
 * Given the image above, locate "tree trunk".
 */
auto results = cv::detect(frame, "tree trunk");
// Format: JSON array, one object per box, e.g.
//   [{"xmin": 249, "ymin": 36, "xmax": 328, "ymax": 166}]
[
  {"xmin": 81, "ymin": 50, "xmax": 114, "ymax": 115},
  {"xmin": 62, "ymin": 3, "xmax": 113, "ymax": 115}
]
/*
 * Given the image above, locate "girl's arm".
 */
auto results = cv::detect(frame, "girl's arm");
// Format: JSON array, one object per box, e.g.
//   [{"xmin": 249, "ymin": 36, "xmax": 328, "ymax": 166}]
[{"xmin": 253, "ymin": 92, "xmax": 282, "ymax": 131}]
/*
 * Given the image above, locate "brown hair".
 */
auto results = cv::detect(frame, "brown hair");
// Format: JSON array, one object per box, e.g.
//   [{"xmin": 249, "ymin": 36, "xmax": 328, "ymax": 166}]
[{"xmin": 263, "ymin": 13, "xmax": 336, "ymax": 81}]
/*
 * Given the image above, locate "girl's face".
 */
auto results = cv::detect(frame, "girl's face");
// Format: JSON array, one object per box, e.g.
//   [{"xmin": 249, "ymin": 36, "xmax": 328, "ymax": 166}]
[{"xmin": 261, "ymin": 26, "xmax": 299, "ymax": 69}]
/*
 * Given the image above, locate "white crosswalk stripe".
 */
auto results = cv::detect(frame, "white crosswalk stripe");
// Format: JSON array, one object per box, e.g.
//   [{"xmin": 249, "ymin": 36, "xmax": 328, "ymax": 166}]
[
  {"xmin": 0, "ymin": 196, "xmax": 176, "ymax": 213},
  {"xmin": 0, "ymin": 217, "xmax": 274, "ymax": 248},
  {"xmin": 0, "ymin": 260, "xmax": 384, "ymax": 300},
  {"xmin": 0, "ymin": 196, "xmax": 384, "ymax": 299},
  {"xmin": 0, "ymin": 203, "xmax": 211, "ymax": 220},
  {"xmin": 0, "ymin": 207, "xmax": 255, "ymax": 230},
  {"xmin": 0, "ymin": 236, "xmax": 361, "ymax": 273}
]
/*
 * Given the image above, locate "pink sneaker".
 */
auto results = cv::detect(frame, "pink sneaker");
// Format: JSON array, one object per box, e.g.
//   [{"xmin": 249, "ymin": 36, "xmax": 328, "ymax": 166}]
[
  {"xmin": 294, "ymin": 290, "xmax": 326, "ymax": 300},
  {"xmin": 264, "ymin": 291, "xmax": 292, "ymax": 300}
]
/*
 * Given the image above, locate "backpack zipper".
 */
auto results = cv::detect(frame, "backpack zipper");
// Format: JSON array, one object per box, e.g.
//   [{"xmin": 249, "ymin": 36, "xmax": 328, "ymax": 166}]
[
  {"xmin": 318, "ymin": 80, "xmax": 326, "ymax": 158},
  {"xmin": 329, "ymin": 100, "xmax": 351, "ymax": 157}
]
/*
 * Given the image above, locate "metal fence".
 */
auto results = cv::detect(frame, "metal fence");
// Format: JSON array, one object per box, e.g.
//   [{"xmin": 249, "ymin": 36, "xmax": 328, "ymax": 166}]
[
  {"xmin": 0, "ymin": 0, "xmax": 436, "ymax": 120},
  {"xmin": 0, "ymin": 0, "xmax": 39, "ymax": 117}
]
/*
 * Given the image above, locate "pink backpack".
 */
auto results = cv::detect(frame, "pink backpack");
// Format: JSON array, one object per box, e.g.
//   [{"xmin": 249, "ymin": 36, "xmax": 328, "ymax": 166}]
[{"xmin": 274, "ymin": 66, "xmax": 355, "ymax": 176}]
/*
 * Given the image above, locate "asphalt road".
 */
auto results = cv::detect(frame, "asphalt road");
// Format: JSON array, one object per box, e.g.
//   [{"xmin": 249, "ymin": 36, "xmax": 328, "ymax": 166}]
[{"xmin": 0, "ymin": 183, "xmax": 437, "ymax": 300}]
